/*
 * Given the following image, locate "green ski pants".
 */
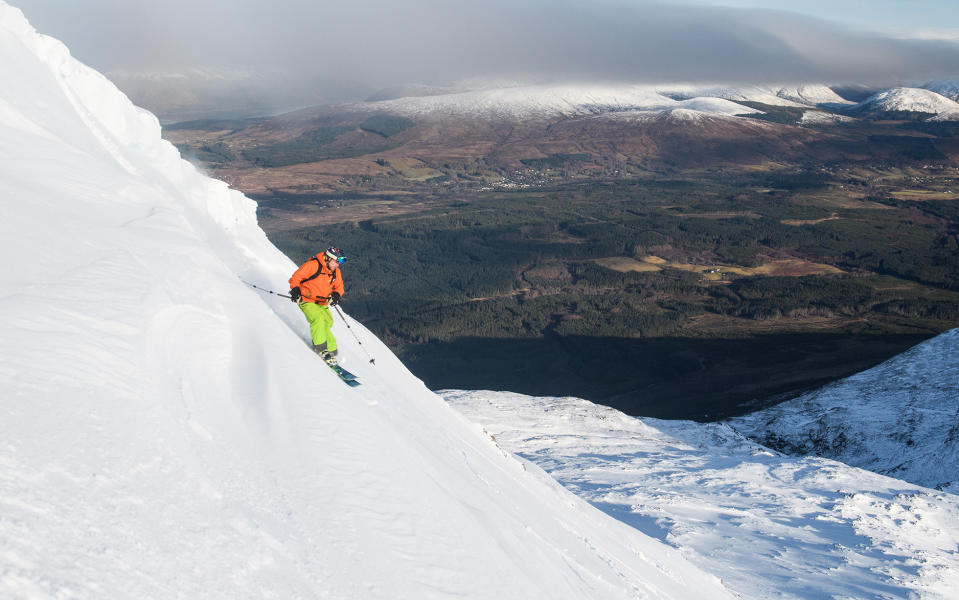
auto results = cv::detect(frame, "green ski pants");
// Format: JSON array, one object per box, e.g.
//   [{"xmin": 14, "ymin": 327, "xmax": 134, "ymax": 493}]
[{"xmin": 298, "ymin": 302, "xmax": 337, "ymax": 352}]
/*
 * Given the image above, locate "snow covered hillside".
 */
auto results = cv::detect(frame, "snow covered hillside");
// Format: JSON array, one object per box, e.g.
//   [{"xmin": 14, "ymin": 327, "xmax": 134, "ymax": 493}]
[
  {"xmin": 444, "ymin": 390, "xmax": 959, "ymax": 600},
  {"xmin": 728, "ymin": 328, "xmax": 959, "ymax": 493},
  {"xmin": 0, "ymin": 4, "xmax": 733, "ymax": 598}
]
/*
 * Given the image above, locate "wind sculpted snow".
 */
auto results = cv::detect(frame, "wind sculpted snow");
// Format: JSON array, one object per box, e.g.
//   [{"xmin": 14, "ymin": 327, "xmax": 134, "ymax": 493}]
[
  {"xmin": 0, "ymin": 3, "xmax": 733, "ymax": 598},
  {"xmin": 443, "ymin": 390, "xmax": 959, "ymax": 599}
]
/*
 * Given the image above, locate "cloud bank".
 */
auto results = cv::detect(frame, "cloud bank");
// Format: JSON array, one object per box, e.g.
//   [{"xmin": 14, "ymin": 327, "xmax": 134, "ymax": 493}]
[{"xmin": 12, "ymin": 0, "xmax": 959, "ymax": 116}]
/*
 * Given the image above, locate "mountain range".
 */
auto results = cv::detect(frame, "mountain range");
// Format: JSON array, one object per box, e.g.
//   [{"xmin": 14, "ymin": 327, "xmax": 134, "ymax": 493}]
[
  {"xmin": 341, "ymin": 80, "xmax": 959, "ymax": 123},
  {"xmin": 112, "ymin": 64, "xmax": 959, "ymax": 124},
  {"xmin": 346, "ymin": 80, "xmax": 959, "ymax": 126},
  {"xmin": 160, "ymin": 74, "xmax": 959, "ymax": 202}
]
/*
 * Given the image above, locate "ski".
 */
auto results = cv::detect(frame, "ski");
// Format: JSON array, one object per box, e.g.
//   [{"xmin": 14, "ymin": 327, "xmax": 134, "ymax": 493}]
[{"xmin": 327, "ymin": 362, "xmax": 360, "ymax": 387}]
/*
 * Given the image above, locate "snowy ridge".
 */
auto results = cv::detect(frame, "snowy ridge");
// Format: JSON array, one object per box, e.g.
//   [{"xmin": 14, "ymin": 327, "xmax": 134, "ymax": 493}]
[
  {"xmin": 444, "ymin": 390, "xmax": 959, "ymax": 600},
  {"xmin": 0, "ymin": 4, "xmax": 733, "ymax": 598},
  {"xmin": 728, "ymin": 328, "xmax": 959, "ymax": 493}
]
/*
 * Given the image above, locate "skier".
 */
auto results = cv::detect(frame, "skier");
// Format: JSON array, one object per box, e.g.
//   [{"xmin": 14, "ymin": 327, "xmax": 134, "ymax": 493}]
[{"xmin": 289, "ymin": 246, "xmax": 346, "ymax": 364}]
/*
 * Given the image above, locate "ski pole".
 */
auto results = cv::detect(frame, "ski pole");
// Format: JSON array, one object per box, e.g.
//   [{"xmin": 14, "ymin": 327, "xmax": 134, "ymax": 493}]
[
  {"xmin": 334, "ymin": 305, "xmax": 376, "ymax": 365},
  {"xmin": 242, "ymin": 280, "xmax": 292, "ymax": 299}
]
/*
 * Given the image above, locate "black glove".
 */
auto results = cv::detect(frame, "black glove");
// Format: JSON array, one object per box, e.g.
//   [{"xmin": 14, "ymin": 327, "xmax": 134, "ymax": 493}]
[
  {"xmin": 329, "ymin": 291, "xmax": 341, "ymax": 306},
  {"xmin": 290, "ymin": 287, "xmax": 301, "ymax": 303}
]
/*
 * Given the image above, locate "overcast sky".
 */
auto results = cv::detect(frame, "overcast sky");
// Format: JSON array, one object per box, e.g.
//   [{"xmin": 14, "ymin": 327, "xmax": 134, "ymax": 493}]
[{"xmin": 10, "ymin": 0, "xmax": 959, "ymax": 96}]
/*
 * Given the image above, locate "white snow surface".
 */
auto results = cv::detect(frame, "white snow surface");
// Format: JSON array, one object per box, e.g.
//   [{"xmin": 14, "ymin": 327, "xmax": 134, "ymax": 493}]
[
  {"xmin": 0, "ymin": 4, "xmax": 734, "ymax": 599},
  {"xmin": 443, "ymin": 390, "xmax": 959, "ymax": 600},
  {"xmin": 728, "ymin": 328, "xmax": 959, "ymax": 493}
]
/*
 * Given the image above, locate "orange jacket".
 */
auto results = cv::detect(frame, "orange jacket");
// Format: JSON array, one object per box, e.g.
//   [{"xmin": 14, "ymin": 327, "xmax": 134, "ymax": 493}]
[{"xmin": 289, "ymin": 253, "xmax": 344, "ymax": 305}]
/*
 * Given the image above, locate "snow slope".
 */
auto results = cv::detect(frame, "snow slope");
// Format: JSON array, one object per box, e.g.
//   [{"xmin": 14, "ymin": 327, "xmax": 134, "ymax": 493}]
[
  {"xmin": 0, "ymin": 4, "xmax": 733, "ymax": 598},
  {"xmin": 728, "ymin": 328, "xmax": 959, "ymax": 493},
  {"xmin": 444, "ymin": 390, "xmax": 959, "ymax": 600}
]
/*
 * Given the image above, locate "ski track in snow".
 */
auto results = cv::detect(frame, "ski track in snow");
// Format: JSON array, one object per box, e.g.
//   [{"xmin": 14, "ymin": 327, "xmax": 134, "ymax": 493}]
[{"xmin": 443, "ymin": 390, "xmax": 959, "ymax": 600}]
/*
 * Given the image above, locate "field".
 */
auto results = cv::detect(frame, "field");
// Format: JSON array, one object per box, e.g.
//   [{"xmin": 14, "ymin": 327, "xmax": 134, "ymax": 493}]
[{"xmin": 595, "ymin": 256, "xmax": 844, "ymax": 281}]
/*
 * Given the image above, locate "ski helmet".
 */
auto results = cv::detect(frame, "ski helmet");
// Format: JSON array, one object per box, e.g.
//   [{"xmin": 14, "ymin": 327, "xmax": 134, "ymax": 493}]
[{"xmin": 325, "ymin": 246, "xmax": 346, "ymax": 264}]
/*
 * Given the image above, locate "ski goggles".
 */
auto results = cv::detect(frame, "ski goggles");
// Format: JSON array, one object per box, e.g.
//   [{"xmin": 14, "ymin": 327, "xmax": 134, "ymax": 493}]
[{"xmin": 325, "ymin": 247, "xmax": 346, "ymax": 264}]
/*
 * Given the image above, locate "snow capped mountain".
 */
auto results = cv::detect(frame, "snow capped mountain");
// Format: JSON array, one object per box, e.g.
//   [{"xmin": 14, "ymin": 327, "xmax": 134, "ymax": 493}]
[
  {"xmin": 728, "ymin": 328, "xmax": 959, "ymax": 493},
  {"xmin": 0, "ymin": 4, "xmax": 734, "ymax": 598},
  {"xmin": 444, "ymin": 390, "xmax": 959, "ymax": 600},
  {"xmin": 851, "ymin": 87, "xmax": 959, "ymax": 120}
]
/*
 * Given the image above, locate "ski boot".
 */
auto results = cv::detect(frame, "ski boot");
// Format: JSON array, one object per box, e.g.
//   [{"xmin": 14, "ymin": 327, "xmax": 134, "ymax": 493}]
[{"xmin": 320, "ymin": 349, "xmax": 339, "ymax": 366}]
